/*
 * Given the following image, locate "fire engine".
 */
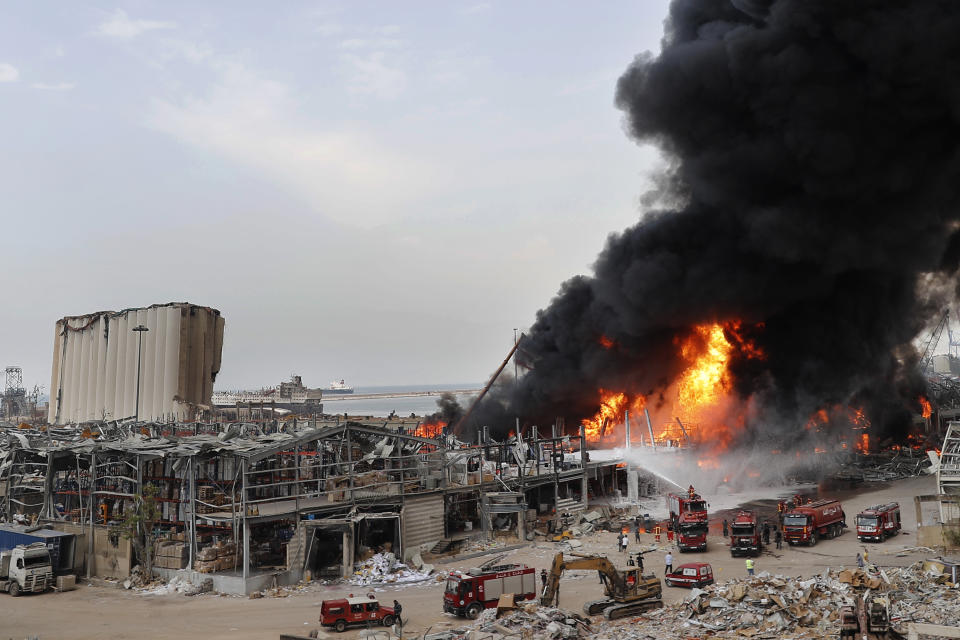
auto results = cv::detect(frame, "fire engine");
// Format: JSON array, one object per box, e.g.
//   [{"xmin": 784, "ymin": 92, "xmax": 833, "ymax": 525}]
[
  {"xmin": 782, "ymin": 498, "xmax": 846, "ymax": 546},
  {"xmin": 729, "ymin": 510, "xmax": 763, "ymax": 557},
  {"xmin": 856, "ymin": 503, "xmax": 901, "ymax": 542},
  {"xmin": 666, "ymin": 486, "xmax": 708, "ymax": 552},
  {"xmin": 443, "ymin": 564, "xmax": 537, "ymax": 619}
]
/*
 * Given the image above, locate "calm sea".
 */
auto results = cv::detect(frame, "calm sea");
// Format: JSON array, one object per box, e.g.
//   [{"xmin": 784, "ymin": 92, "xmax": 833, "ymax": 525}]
[{"xmin": 320, "ymin": 383, "xmax": 480, "ymax": 418}]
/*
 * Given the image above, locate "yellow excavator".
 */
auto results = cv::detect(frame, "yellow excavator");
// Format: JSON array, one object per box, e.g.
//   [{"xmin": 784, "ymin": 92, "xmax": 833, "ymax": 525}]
[{"xmin": 540, "ymin": 552, "xmax": 663, "ymax": 620}]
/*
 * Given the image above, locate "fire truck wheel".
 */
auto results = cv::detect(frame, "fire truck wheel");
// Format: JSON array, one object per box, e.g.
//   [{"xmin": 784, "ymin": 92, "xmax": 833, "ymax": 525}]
[
  {"xmin": 9, "ymin": 583, "xmax": 20, "ymax": 597},
  {"xmin": 809, "ymin": 532, "xmax": 817, "ymax": 546},
  {"xmin": 334, "ymin": 619, "xmax": 347, "ymax": 633},
  {"xmin": 465, "ymin": 603, "xmax": 483, "ymax": 620},
  {"xmin": 381, "ymin": 615, "xmax": 395, "ymax": 627}
]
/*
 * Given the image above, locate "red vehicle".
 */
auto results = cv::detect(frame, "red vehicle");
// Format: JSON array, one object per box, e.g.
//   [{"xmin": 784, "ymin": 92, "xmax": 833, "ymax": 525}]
[
  {"xmin": 856, "ymin": 503, "xmax": 901, "ymax": 542},
  {"xmin": 729, "ymin": 510, "xmax": 763, "ymax": 557},
  {"xmin": 664, "ymin": 562, "xmax": 714, "ymax": 588},
  {"xmin": 320, "ymin": 595, "xmax": 396, "ymax": 632},
  {"xmin": 443, "ymin": 563, "xmax": 537, "ymax": 619},
  {"xmin": 666, "ymin": 487, "xmax": 708, "ymax": 552},
  {"xmin": 782, "ymin": 498, "xmax": 846, "ymax": 546}
]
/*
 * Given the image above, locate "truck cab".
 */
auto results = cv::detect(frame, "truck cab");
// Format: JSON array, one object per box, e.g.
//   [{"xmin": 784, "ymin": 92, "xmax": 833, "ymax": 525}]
[
  {"xmin": 730, "ymin": 510, "xmax": 762, "ymax": 557},
  {"xmin": 320, "ymin": 595, "xmax": 396, "ymax": 633},
  {"xmin": 856, "ymin": 503, "xmax": 901, "ymax": 542},
  {"xmin": 0, "ymin": 543, "xmax": 54, "ymax": 596},
  {"xmin": 676, "ymin": 515, "xmax": 708, "ymax": 552},
  {"xmin": 664, "ymin": 563, "xmax": 714, "ymax": 588}
]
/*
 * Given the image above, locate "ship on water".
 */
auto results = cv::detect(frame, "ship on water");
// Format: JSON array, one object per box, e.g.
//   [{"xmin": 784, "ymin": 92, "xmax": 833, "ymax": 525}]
[
  {"xmin": 212, "ymin": 375, "xmax": 324, "ymax": 409},
  {"xmin": 325, "ymin": 379, "xmax": 354, "ymax": 395}
]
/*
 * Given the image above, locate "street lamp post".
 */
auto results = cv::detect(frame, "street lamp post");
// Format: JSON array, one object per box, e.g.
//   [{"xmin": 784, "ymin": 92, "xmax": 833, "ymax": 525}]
[{"xmin": 132, "ymin": 325, "xmax": 149, "ymax": 422}]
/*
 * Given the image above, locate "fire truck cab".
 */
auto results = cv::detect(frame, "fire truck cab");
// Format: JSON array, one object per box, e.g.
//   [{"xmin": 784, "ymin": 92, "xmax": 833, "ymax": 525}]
[
  {"xmin": 729, "ymin": 510, "xmax": 763, "ymax": 557},
  {"xmin": 443, "ymin": 564, "xmax": 537, "ymax": 619},
  {"xmin": 856, "ymin": 503, "xmax": 901, "ymax": 542}
]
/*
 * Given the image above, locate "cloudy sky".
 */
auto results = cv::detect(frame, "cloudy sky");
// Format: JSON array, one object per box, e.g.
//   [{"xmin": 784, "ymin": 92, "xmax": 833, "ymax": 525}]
[{"xmin": 0, "ymin": 1, "xmax": 671, "ymax": 391}]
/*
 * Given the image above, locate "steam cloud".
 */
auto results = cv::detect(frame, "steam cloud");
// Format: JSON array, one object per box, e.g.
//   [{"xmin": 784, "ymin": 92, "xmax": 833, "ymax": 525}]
[{"xmin": 454, "ymin": 0, "xmax": 960, "ymax": 449}]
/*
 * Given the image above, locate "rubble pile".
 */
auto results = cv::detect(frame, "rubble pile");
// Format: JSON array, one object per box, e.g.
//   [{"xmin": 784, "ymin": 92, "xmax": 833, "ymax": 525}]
[
  {"xmin": 350, "ymin": 552, "xmax": 434, "ymax": 586},
  {"xmin": 476, "ymin": 602, "xmax": 592, "ymax": 639},
  {"xmin": 833, "ymin": 447, "xmax": 934, "ymax": 482},
  {"xmin": 585, "ymin": 563, "xmax": 960, "ymax": 640}
]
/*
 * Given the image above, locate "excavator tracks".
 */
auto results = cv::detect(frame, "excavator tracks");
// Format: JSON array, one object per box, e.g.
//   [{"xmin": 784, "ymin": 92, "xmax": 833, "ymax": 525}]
[{"xmin": 583, "ymin": 599, "xmax": 664, "ymax": 619}]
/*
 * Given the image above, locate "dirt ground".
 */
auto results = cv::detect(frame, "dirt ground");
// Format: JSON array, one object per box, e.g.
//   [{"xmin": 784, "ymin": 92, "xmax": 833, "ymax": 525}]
[{"xmin": 4, "ymin": 475, "xmax": 937, "ymax": 640}]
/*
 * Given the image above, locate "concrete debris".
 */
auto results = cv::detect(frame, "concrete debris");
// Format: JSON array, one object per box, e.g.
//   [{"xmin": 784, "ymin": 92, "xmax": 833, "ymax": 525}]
[
  {"xmin": 140, "ymin": 575, "xmax": 212, "ymax": 596},
  {"xmin": 474, "ymin": 602, "xmax": 591, "ymax": 639},
  {"xmin": 350, "ymin": 552, "xmax": 434, "ymax": 586}
]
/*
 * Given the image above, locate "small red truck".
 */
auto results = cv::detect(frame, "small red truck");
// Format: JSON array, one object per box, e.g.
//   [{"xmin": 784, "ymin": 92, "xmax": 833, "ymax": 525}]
[
  {"xmin": 320, "ymin": 595, "xmax": 396, "ymax": 632},
  {"xmin": 782, "ymin": 498, "xmax": 846, "ymax": 546},
  {"xmin": 443, "ymin": 563, "xmax": 537, "ymax": 619},
  {"xmin": 666, "ymin": 487, "xmax": 708, "ymax": 552},
  {"xmin": 856, "ymin": 503, "xmax": 901, "ymax": 542},
  {"xmin": 664, "ymin": 562, "xmax": 714, "ymax": 588},
  {"xmin": 729, "ymin": 510, "xmax": 763, "ymax": 557}
]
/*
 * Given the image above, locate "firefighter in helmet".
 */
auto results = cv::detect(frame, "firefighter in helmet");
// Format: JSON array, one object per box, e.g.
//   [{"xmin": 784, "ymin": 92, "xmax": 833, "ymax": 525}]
[
  {"xmin": 654, "ymin": 524, "xmax": 662, "ymax": 543},
  {"xmin": 688, "ymin": 485, "xmax": 696, "ymax": 499}
]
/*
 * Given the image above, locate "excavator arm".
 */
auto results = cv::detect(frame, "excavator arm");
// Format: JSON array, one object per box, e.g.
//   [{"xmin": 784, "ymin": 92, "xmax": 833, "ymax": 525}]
[{"xmin": 540, "ymin": 553, "xmax": 624, "ymax": 606}]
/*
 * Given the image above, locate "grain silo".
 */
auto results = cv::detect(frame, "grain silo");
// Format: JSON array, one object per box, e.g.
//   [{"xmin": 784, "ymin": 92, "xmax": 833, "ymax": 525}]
[{"xmin": 48, "ymin": 302, "xmax": 224, "ymax": 424}]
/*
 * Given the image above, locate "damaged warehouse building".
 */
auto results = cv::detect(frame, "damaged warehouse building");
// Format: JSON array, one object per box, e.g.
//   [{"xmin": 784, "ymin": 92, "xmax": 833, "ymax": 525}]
[{"xmin": 0, "ymin": 418, "xmax": 640, "ymax": 594}]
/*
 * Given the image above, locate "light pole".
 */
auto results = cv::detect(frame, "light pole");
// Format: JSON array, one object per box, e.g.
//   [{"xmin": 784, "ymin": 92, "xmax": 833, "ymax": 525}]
[
  {"xmin": 132, "ymin": 325, "xmax": 149, "ymax": 422},
  {"xmin": 513, "ymin": 328, "xmax": 519, "ymax": 387}
]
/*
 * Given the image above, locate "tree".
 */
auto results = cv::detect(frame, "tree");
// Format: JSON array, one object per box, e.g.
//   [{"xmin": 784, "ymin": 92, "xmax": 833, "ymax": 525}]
[{"xmin": 112, "ymin": 483, "xmax": 162, "ymax": 578}]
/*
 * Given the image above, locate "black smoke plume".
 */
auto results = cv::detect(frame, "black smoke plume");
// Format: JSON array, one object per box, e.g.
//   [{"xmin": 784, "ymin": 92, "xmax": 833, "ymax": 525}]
[{"xmin": 456, "ymin": 0, "xmax": 960, "ymax": 446}]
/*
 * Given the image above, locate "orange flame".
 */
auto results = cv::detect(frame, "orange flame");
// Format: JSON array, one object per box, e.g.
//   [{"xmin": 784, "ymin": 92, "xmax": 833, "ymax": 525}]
[
  {"xmin": 580, "ymin": 321, "xmax": 763, "ymax": 452},
  {"xmin": 598, "ymin": 335, "xmax": 615, "ymax": 349},
  {"xmin": 414, "ymin": 421, "xmax": 445, "ymax": 439},
  {"xmin": 856, "ymin": 433, "xmax": 870, "ymax": 454},
  {"xmin": 920, "ymin": 396, "xmax": 932, "ymax": 419}
]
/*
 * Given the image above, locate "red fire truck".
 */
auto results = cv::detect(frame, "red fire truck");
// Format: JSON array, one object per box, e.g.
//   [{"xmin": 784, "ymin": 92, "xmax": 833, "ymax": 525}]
[
  {"xmin": 782, "ymin": 498, "xmax": 846, "ymax": 546},
  {"xmin": 856, "ymin": 503, "xmax": 901, "ymax": 542},
  {"xmin": 666, "ymin": 487, "xmax": 708, "ymax": 552},
  {"xmin": 443, "ymin": 564, "xmax": 537, "ymax": 619},
  {"xmin": 729, "ymin": 510, "xmax": 763, "ymax": 557}
]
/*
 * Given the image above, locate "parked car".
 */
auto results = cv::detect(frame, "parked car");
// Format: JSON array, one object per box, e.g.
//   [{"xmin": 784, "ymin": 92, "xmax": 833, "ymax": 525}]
[
  {"xmin": 664, "ymin": 562, "xmax": 714, "ymax": 588},
  {"xmin": 320, "ymin": 595, "xmax": 397, "ymax": 632}
]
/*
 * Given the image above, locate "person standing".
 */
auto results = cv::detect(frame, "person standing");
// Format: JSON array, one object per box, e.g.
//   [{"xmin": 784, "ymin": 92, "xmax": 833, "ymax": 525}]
[
  {"xmin": 635, "ymin": 522, "xmax": 642, "ymax": 544},
  {"xmin": 762, "ymin": 523, "xmax": 770, "ymax": 545},
  {"xmin": 862, "ymin": 548, "xmax": 869, "ymax": 567},
  {"xmin": 857, "ymin": 552, "xmax": 864, "ymax": 569},
  {"xmin": 722, "ymin": 519, "xmax": 729, "ymax": 538},
  {"xmin": 775, "ymin": 529, "xmax": 782, "ymax": 550},
  {"xmin": 664, "ymin": 551, "xmax": 673, "ymax": 576},
  {"xmin": 654, "ymin": 524, "xmax": 662, "ymax": 543},
  {"xmin": 745, "ymin": 558, "xmax": 755, "ymax": 576},
  {"xmin": 620, "ymin": 532, "xmax": 629, "ymax": 553},
  {"xmin": 636, "ymin": 551, "xmax": 644, "ymax": 574},
  {"xmin": 540, "ymin": 569, "xmax": 548, "ymax": 591}
]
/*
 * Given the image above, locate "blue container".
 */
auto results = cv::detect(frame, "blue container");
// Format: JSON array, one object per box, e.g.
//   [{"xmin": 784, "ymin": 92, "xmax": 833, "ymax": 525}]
[{"xmin": 0, "ymin": 525, "xmax": 75, "ymax": 573}]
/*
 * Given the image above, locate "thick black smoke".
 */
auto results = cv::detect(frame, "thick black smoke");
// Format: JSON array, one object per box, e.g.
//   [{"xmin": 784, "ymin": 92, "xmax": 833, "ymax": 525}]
[{"xmin": 458, "ymin": 0, "xmax": 960, "ymax": 446}]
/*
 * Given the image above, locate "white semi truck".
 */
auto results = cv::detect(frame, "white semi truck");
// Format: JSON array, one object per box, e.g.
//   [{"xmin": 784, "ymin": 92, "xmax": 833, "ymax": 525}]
[{"xmin": 0, "ymin": 542, "xmax": 53, "ymax": 596}]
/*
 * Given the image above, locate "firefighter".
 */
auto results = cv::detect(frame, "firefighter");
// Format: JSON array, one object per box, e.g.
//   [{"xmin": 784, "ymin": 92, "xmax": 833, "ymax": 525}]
[
  {"xmin": 775, "ymin": 528, "xmax": 782, "ymax": 550},
  {"xmin": 688, "ymin": 484, "xmax": 696, "ymax": 499},
  {"xmin": 777, "ymin": 500, "xmax": 786, "ymax": 524},
  {"xmin": 636, "ymin": 551, "xmax": 644, "ymax": 573},
  {"xmin": 666, "ymin": 526, "xmax": 674, "ymax": 543},
  {"xmin": 722, "ymin": 519, "xmax": 729, "ymax": 538},
  {"xmin": 745, "ymin": 558, "xmax": 755, "ymax": 576},
  {"xmin": 654, "ymin": 524, "xmax": 662, "ymax": 543},
  {"xmin": 540, "ymin": 569, "xmax": 547, "ymax": 591},
  {"xmin": 762, "ymin": 522, "xmax": 771, "ymax": 545},
  {"xmin": 634, "ymin": 521, "xmax": 642, "ymax": 543}
]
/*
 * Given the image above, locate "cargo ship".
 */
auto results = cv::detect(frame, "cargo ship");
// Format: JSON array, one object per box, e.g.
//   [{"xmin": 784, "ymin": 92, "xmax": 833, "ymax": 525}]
[{"xmin": 325, "ymin": 379, "xmax": 354, "ymax": 395}]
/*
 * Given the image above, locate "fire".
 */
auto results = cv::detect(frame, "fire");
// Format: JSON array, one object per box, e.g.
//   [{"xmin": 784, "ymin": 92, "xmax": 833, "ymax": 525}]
[
  {"xmin": 580, "ymin": 320, "xmax": 763, "ymax": 451},
  {"xmin": 920, "ymin": 396, "xmax": 932, "ymax": 419},
  {"xmin": 414, "ymin": 421, "xmax": 445, "ymax": 439},
  {"xmin": 855, "ymin": 433, "xmax": 870, "ymax": 454}
]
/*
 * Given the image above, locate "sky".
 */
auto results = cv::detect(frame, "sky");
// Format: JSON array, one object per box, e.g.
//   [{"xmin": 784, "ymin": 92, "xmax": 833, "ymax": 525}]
[{"xmin": 0, "ymin": 1, "xmax": 673, "ymax": 391}]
